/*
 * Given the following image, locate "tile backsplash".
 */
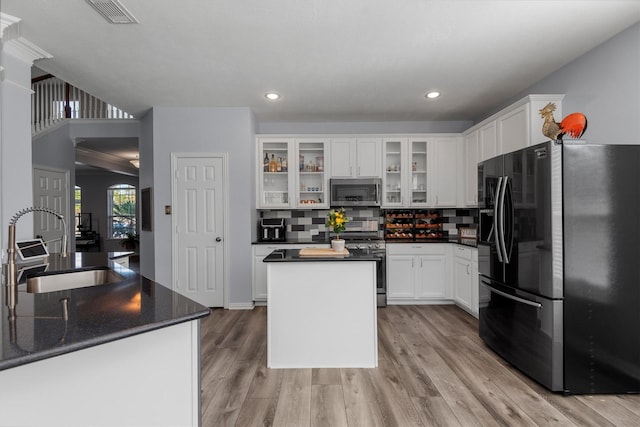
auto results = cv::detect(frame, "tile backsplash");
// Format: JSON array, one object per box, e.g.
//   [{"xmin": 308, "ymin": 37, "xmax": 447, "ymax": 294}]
[{"xmin": 259, "ymin": 208, "xmax": 478, "ymax": 242}]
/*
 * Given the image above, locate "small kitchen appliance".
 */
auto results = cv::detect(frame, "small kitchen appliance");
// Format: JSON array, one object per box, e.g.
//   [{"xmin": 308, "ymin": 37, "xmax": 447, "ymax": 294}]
[{"xmin": 258, "ymin": 218, "xmax": 286, "ymax": 242}]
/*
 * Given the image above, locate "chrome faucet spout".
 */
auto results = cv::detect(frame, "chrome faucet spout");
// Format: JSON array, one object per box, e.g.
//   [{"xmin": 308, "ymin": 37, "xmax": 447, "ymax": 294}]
[{"xmin": 5, "ymin": 206, "xmax": 69, "ymax": 289}]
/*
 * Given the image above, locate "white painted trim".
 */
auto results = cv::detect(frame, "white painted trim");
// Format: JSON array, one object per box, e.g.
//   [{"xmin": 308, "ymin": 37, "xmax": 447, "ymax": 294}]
[
  {"xmin": 3, "ymin": 36, "xmax": 52, "ymax": 64},
  {"xmin": 0, "ymin": 12, "xmax": 22, "ymax": 42},
  {"xmin": 387, "ymin": 299, "xmax": 454, "ymax": 305},
  {"xmin": 31, "ymin": 119, "xmax": 70, "ymax": 139},
  {"xmin": 228, "ymin": 302, "xmax": 255, "ymax": 310},
  {"xmin": 171, "ymin": 152, "xmax": 230, "ymax": 309}
]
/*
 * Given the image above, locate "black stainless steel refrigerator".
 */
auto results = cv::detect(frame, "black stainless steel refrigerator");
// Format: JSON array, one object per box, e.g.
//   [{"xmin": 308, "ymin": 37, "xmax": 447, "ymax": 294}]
[{"xmin": 478, "ymin": 141, "xmax": 640, "ymax": 394}]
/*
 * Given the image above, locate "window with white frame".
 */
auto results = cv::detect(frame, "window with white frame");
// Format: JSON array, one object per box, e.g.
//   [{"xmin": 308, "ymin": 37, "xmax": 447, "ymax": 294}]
[{"xmin": 108, "ymin": 184, "xmax": 137, "ymax": 238}]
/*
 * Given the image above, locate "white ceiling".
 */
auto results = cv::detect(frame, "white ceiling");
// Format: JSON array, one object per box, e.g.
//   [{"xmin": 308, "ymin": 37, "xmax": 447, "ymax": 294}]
[{"xmin": 3, "ymin": 1, "xmax": 640, "ymax": 123}]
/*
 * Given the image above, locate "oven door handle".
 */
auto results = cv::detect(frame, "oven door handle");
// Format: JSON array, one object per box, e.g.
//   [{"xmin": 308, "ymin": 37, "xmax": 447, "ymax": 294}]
[{"xmin": 485, "ymin": 284, "xmax": 543, "ymax": 309}]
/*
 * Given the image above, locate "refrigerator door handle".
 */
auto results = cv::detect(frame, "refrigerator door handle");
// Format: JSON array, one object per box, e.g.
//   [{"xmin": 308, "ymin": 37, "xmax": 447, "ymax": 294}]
[
  {"xmin": 494, "ymin": 176, "xmax": 504, "ymax": 263},
  {"xmin": 506, "ymin": 177, "xmax": 514, "ymax": 262},
  {"xmin": 483, "ymin": 281, "xmax": 543, "ymax": 309},
  {"xmin": 498, "ymin": 175, "xmax": 509, "ymax": 264}
]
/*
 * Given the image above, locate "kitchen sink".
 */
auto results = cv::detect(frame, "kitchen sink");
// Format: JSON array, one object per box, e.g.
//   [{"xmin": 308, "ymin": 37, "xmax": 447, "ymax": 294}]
[{"xmin": 26, "ymin": 267, "xmax": 125, "ymax": 294}]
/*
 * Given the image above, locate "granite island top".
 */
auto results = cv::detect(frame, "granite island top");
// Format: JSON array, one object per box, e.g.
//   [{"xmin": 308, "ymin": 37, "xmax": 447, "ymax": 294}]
[
  {"xmin": 255, "ymin": 237, "xmax": 477, "ymax": 248},
  {"xmin": 1, "ymin": 252, "xmax": 210, "ymax": 371},
  {"xmin": 263, "ymin": 248, "xmax": 383, "ymax": 262}
]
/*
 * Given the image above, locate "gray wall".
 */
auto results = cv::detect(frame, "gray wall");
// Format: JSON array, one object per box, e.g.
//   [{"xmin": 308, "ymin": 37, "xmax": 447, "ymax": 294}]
[
  {"xmin": 138, "ymin": 111, "xmax": 155, "ymax": 280},
  {"xmin": 482, "ymin": 22, "xmax": 640, "ymax": 144},
  {"xmin": 31, "ymin": 120, "xmax": 140, "ymax": 251},
  {"xmin": 145, "ymin": 107, "xmax": 255, "ymax": 306},
  {"xmin": 75, "ymin": 170, "xmax": 139, "ymax": 252}
]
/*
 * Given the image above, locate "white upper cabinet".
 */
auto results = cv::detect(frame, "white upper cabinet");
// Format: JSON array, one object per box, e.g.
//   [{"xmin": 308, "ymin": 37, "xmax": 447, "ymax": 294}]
[
  {"xmin": 498, "ymin": 103, "xmax": 529, "ymax": 155},
  {"xmin": 464, "ymin": 130, "xmax": 479, "ymax": 207},
  {"xmin": 430, "ymin": 136, "xmax": 461, "ymax": 207},
  {"xmin": 257, "ymin": 137, "xmax": 329, "ymax": 209},
  {"xmin": 461, "ymin": 94, "xmax": 565, "ymax": 207},
  {"xmin": 408, "ymin": 138, "xmax": 430, "ymax": 206},
  {"xmin": 330, "ymin": 138, "xmax": 381, "ymax": 178},
  {"xmin": 382, "ymin": 137, "xmax": 406, "ymax": 207},
  {"xmin": 257, "ymin": 137, "xmax": 295, "ymax": 209},
  {"xmin": 382, "ymin": 135, "xmax": 460, "ymax": 208},
  {"xmin": 295, "ymin": 138, "xmax": 329, "ymax": 209},
  {"xmin": 479, "ymin": 121, "xmax": 497, "ymax": 162}
]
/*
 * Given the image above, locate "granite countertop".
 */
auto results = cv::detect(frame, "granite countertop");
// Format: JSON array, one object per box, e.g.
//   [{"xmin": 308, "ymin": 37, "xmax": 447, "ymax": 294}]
[
  {"xmin": 263, "ymin": 248, "xmax": 383, "ymax": 262},
  {"xmin": 254, "ymin": 238, "xmax": 478, "ymax": 248},
  {"xmin": 1, "ymin": 252, "xmax": 210, "ymax": 371}
]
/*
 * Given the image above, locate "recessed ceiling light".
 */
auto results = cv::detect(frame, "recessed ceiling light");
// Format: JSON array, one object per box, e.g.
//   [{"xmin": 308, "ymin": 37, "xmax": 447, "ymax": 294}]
[
  {"xmin": 265, "ymin": 92, "xmax": 280, "ymax": 101},
  {"xmin": 425, "ymin": 91, "xmax": 441, "ymax": 99}
]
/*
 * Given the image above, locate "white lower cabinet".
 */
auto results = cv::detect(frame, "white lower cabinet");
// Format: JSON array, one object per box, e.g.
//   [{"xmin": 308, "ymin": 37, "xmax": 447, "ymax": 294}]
[
  {"xmin": 453, "ymin": 245, "xmax": 479, "ymax": 317},
  {"xmin": 252, "ymin": 243, "xmax": 329, "ymax": 302},
  {"xmin": 386, "ymin": 243, "xmax": 452, "ymax": 304}
]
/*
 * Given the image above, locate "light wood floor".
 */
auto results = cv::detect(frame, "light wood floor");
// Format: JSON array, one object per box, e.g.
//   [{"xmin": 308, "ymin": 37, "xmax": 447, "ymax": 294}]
[{"xmin": 200, "ymin": 305, "xmax": 640, "ymax": 426}]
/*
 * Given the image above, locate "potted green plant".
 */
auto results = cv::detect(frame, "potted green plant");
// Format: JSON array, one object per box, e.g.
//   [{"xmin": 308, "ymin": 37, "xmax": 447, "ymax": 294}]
[
  {"xmin": 121, "ymin": 232, "xmax": 139, "ymax": 251},
  {"xmin": 327, "ymin": 208, "xmax": 349, "ymax": 252}
]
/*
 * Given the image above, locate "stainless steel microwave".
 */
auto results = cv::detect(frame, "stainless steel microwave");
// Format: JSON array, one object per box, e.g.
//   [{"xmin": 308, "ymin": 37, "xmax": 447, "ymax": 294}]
[{"xmin": 330, "ymin": 178, "xmax": 381, "ymax": 207}]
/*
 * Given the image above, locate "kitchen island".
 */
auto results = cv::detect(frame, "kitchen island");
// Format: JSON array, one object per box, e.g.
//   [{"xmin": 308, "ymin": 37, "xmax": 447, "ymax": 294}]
[
  {"xmin": 0, "ymin": 252, "xmax": 210, "ymax": 427},
  {"xmin": 264, "ymin": 248, "xmax": 378, "ymax": 368}
]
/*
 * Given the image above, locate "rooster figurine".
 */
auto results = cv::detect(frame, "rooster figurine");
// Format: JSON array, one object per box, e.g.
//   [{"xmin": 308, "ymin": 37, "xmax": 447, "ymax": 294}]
[{"xmin": 539, "ymin": 102, "xmax": 587, "ymax": 142}]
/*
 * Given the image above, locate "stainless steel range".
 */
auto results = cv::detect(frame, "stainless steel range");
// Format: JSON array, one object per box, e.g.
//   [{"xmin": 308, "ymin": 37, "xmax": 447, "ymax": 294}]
[{"xmin": 332, "ymin": 218, "xmax": 386, "ymax": 307}]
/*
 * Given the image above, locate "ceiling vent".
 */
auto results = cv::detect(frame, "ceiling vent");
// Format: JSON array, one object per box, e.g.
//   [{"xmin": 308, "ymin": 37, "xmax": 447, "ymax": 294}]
[{"xmin": 86, "ymin": 0, "xmax": 139, "ymax": 24}]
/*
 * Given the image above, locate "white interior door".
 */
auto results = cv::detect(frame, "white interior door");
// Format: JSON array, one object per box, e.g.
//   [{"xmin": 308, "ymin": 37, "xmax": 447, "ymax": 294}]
[
  {"xmin": 172, "ymin": 154, "xmax": 226, "ymax": 307},
  {"xmin": 33, "ymin": 166, "xmax": 69, "ymax": 253}
]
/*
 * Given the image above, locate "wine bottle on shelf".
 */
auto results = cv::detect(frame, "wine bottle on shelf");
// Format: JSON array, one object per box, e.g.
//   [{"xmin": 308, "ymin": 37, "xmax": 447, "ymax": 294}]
[
  {"xmin": 281, "ymin": 157, "xmax": 287, "ymax": 172},
  {"xmin": 269, "ymin": 154, "xmax": 277, "ymax": 172},
  {"xmin": 263, "ymin": 153, "xmax": 269, "ymax": 172},
  {"xmin": 277, "ymin": 157, "xmax": 282, "ymax": 172}
]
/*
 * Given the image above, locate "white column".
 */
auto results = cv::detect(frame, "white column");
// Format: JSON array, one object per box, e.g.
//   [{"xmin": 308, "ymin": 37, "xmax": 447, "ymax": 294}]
[{"xmin": 0, "ymin": 13, "xmax": 52, "ymax": 254}]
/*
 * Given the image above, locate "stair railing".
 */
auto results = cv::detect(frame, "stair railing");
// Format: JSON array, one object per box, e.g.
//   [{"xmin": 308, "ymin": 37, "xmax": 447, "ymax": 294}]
[{"xmin": 31, "ymin": 74, "xmax": 134, "ymax": 135}]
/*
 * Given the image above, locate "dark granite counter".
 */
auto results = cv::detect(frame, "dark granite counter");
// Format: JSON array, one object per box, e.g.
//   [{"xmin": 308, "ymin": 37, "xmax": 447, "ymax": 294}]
[
  {"xmin": 263, "ymin": 248, "xmax": 382, "ymax": 262},
  {"xmin": 255, "ymin": 239, "xmax": 478, "ymax": 250},
  {"xmin": 1, "ymin": 252, "xmax": 210, "ymax": 371}
]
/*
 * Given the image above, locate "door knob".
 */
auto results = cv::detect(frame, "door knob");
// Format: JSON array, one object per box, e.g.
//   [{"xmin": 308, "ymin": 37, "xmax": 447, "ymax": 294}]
[{"xmin": 216, "ymin": 237, "xmax": 222, "ymax": 242}]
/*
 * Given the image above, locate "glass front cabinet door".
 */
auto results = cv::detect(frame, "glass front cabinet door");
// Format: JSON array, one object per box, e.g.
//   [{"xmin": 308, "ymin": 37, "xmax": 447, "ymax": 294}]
[
  {"xmin": 383, "ymin": 138, "xmax": 406, "ymax": 207},
  {"xmin": 257, "ymin": 138, "xmax": 294, "ymax": 209},
  {"xmin": 295, "ymin": 139, "xmax": 329, "ymax": 209},
  {"xmin": 383, "ymin": 137, "xmax": 430, "ymax": 208},
  {"xmin": 409, "ymin": 138, "xmax": 429, "ymax": 206}
]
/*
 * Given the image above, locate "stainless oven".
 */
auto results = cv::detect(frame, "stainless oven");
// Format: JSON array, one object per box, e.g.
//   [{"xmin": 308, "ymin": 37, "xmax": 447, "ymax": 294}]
[
  {"xmin": 345, "ymin": 240, "xmax": 386, "ymax": 307},
  {"xmin": 336, "ymin": 217, "xmax": 386, "ymax": 307}
]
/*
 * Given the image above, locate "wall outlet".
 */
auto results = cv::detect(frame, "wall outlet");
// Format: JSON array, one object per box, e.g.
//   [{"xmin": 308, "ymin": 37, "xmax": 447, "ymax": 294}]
[{"xmin": 310, "ymin": 229, "xmax": 319, "ymax": 236}]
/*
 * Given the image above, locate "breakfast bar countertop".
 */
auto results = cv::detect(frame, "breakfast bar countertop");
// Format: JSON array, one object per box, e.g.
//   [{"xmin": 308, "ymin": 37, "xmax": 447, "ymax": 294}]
[
  {"xmin": 263, "ymin": 248, "xmax": 383, "ymax": 262},
  {"xmin": 0, "ymin": 252, "xmax": 210, "ymax": 372}
]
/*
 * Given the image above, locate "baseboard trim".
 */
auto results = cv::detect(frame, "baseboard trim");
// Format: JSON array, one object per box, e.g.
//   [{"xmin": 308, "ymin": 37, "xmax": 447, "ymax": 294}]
[{"xmin": 227, "ymin": 302, "xmax": 255, "ymax": 310}]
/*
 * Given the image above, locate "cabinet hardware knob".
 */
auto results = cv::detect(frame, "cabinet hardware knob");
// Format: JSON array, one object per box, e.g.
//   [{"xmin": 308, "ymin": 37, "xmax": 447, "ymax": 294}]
[{"xmin": 216, "ymin": 237, "xmax": 222, "ymax": 242}]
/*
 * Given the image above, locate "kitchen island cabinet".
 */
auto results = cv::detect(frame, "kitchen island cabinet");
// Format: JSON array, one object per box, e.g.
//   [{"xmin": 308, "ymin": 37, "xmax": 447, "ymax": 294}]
[
  {"xmin": 0, "ymin": 253, "xmax": 209, "ymax": 427},
  {"xmin": 263, "ymin": 249, "xmax": 378, "ymax": 368},
  {"xmin": 252, "ymin": 242, "xmax": 330, "ymax": 302}
]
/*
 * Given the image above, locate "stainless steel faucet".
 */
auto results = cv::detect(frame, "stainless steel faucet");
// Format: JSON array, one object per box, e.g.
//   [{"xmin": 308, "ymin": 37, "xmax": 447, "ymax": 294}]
[{"xmin": 5, "ymin": 206, "xmax": 68, "ymax": 289}]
